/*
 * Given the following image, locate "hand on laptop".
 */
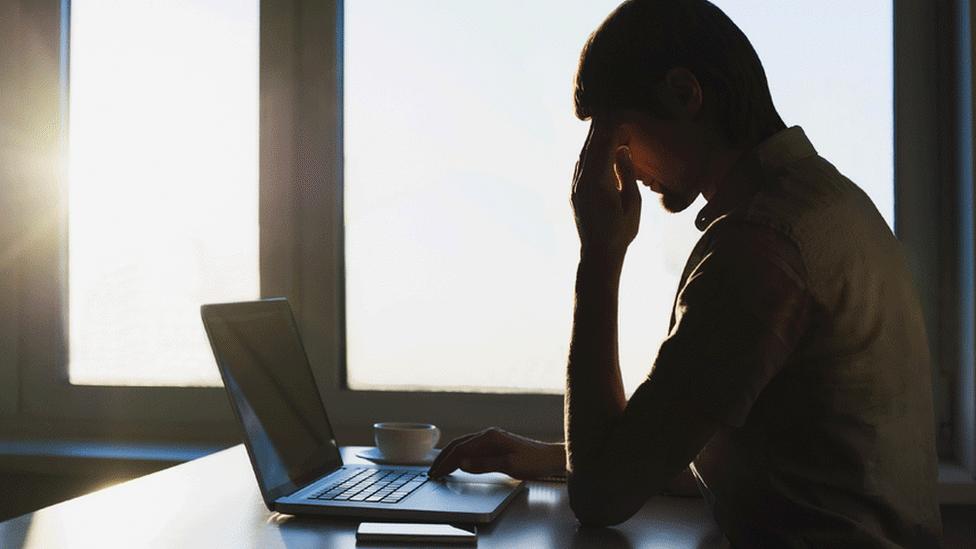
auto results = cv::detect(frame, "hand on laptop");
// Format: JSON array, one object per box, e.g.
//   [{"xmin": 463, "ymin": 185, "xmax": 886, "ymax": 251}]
[{"xmin": 428, "ymin": 428, "xmax": 566, "ymax": 480}]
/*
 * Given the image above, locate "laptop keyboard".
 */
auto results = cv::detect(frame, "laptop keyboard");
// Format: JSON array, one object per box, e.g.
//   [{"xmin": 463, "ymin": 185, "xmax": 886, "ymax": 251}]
[{"xmin": 311, "ymin": 467, "xmax": 428, "ymax": 504}]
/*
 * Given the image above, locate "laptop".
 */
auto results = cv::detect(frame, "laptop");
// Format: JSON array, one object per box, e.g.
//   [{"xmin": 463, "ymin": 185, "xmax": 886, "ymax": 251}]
[{"xmin": 200, "ymin": 298, "xmax": 524, "ymax": 523}]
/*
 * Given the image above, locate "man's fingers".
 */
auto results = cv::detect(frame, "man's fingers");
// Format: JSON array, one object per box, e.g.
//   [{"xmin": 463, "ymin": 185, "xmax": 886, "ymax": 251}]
[
  {"xmin": 428, "ymin": 430, "xmax": 508, "ymax": 478},
  {"xmin": 428, "ymin": 432, "xmax": 479, "ymax": 477},
  {"xmin": 615, "ymin": 145, "xmax": 640, "ymax": 211},
  {"xmin": 613, "ymin": 146, "xmax": 633, "ymax": 190},
  {"xmin": 429, "ymin": 432, "xmax": 477, "ymax": 473},
  {"xmin": 428, "ymin": 429, "xmax": 502, "ymax": 477},
  {"xmin": 575, "ymin": 121, "xmax": 616, "ymax": 195},
  {"xmin": 572, "ymin": 160, "xmax": 581, "ymax": 195},
  {"xmin": 577, "ymin": 122, "xmax": 595, "ymax": 172},
  {"xmin": 572, "ymin": 124, "xmax": 594, "ymax": 196}
]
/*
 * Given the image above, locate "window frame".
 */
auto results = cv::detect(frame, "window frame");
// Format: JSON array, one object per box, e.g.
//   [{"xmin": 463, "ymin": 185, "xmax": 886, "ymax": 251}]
[
  {"xmin": 0, "ymin": 0, "xmax": 972, "ymax": 488},
  {"xmin": 893, "ymin": 0, "xmax": 976, "ymax": 484}
]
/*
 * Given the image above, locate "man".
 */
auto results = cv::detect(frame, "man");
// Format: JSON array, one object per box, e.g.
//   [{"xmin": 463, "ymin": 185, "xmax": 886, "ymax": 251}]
[{"xmin": 428, "ymin": 1, "xmax": 943, "ymax": 546}]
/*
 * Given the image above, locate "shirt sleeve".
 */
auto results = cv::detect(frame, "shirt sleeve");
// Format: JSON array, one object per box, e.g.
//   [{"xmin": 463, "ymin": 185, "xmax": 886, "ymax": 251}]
[{"xmin": 649, "ymin": 218, "xmax": 810, "ymax": 427}]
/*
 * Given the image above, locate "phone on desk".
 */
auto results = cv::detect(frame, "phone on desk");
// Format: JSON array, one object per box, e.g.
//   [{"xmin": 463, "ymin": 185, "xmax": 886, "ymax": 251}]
[{"xmin": 356, "ymin": 522, "xmax": 477, "ymax": 544}]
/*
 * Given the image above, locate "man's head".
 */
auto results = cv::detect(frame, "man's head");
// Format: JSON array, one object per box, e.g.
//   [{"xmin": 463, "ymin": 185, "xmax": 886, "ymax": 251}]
[{"xmin": 575, "ymin": 0, "xmax": 785, "ymax": 212}]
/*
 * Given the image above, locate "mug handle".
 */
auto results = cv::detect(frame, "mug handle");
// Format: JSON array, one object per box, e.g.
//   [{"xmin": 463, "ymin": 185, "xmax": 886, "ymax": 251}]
[{"xmin": 432, "ymin": 426, "xmax": 441, "ymax": 448}]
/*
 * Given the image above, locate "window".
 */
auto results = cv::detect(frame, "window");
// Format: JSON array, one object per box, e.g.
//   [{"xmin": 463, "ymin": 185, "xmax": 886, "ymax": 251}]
[
  {"xmin": 67, "ymin": 0, "xmax": 260, "ymax": 387},
  {"xmin": 342, "ymin": 0, "xmax": 893, "ymax": 395}
]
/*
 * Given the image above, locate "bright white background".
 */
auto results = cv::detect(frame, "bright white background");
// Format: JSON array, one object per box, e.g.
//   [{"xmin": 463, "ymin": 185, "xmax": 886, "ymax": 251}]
[
  {"xmin": 68, "ymin": 0, "xmax": 259, "ymax": 386},
  {"xmin": 343, "ymin": 0, "xmax": 893, "ymax": 394}
]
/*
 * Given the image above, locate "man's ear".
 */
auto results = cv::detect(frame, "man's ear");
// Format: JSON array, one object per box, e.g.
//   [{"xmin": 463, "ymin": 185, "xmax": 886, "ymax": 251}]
[{"xmin": 662, "ymin": 67, "xmax": 703, "ymax": 119}]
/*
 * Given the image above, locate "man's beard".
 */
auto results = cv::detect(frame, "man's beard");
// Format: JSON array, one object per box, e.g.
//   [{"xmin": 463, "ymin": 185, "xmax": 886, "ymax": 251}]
[{"xmin": 660, "ymin": 188, "xmax": 697, "ymax": 213}]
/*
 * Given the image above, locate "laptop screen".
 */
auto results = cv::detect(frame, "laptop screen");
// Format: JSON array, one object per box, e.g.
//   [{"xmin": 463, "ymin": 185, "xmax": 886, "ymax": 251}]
[{"xmin": 202, "ymin": 300, "xmax": 342, "ymax": 504}]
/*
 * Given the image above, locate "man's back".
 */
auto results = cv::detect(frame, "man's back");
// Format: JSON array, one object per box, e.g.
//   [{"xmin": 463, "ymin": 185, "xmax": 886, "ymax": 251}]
[{"xmin": 686, "ymin": 127, "xmax": 942, "ymax": 547}]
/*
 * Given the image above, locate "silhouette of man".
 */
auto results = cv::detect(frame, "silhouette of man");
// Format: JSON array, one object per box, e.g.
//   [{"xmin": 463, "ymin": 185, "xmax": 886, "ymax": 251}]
[{"xmin": 428, "ymin": 1, "xmax": 942, "ymax": 546}]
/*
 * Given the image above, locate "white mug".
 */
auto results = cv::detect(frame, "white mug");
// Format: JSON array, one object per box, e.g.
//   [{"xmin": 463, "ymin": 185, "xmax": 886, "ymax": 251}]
[{"xmin": 373, "ymin": 422, "xmax": 440, "ymax": 463}]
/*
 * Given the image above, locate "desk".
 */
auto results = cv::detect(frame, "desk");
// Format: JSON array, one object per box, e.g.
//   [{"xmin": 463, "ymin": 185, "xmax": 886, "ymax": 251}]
[{"xmin": 0, "ymin": 445, "xmax": 725, "ymax": 548}]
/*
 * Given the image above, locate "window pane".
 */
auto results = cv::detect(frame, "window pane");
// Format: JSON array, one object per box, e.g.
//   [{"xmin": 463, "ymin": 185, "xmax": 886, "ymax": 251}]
[
  {"xmin": 68, "ymin": 0, "xmax": 259, "ymax": 386},
  {"xmin": 343, "ymin": 0, "xmax": 892, "ymax": 394}
]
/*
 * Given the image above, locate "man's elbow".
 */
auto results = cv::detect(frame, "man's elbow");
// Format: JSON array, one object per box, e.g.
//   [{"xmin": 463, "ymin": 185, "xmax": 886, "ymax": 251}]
[{"xmin": 567, "ymin": 475, "xmax": 641, "ymax": 527}]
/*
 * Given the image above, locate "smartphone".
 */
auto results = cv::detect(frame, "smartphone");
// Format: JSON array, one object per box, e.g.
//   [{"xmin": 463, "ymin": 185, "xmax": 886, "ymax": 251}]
[{"xmin": 355, "ymin": 522, "xmax": 477, "ymax": 544}]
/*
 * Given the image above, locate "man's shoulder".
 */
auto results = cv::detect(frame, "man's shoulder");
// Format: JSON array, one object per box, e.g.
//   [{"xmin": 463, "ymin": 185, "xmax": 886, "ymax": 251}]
[
  {"xmin": 742, "ymin": 155, "xmax": 855, "ymax": 228},
  {"xmin": 700, "ymin": 152, "xmax": 904, "ymax": 308},
  {"xmin": 729, "ymin": 154, "xmax": 892, "ymax": 257}
]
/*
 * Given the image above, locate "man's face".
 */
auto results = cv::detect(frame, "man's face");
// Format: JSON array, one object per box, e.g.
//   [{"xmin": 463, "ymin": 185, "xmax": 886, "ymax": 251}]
[{"xmin": 610, "ymin": 110, "xmax": 705, "ymax": 213}]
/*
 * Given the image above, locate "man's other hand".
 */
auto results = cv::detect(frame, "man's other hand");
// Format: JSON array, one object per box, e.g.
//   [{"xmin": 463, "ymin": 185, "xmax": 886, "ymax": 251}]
[{"xmin": 427, "ymin": 428, "xmax": 565, "ymax": 480}]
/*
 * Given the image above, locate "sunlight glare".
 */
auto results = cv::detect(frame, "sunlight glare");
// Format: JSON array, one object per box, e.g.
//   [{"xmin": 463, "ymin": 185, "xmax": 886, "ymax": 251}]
[{"xmin": 68, "ymin": 0, "xmax": 259, "ymax": 386}]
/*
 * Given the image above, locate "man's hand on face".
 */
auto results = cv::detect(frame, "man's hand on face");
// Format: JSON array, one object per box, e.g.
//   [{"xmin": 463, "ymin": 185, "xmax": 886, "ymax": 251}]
[
  {"xmin": 571, "ymin": 120, "xmax": 641, "ymax": 260},
  {"xmin": 427, "ymin": 428, "xmax": 565, "ymax": 481}
]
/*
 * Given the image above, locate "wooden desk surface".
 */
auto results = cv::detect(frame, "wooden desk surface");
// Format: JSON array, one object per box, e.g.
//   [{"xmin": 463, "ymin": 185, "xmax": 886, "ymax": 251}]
[{"xmin": 0, "ymin": 445, "xmax": 725, "ymax": 548}]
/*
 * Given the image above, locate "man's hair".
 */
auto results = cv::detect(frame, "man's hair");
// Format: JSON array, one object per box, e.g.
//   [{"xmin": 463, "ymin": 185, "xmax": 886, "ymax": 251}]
[{"xmin": 574, "ymin": 0, "xmax": 785, "ymax": 145}]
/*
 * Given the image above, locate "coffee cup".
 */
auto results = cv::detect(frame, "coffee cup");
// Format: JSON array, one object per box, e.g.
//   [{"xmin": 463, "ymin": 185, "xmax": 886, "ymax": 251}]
[{"xmin": 373, "ymin": 422, "xmax": 440, "ymax": 463}]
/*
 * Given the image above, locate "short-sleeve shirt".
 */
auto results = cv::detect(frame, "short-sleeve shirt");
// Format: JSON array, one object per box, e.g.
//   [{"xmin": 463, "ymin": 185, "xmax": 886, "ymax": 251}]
[{"xmin": 654, "ymin": 127, "xmax": 943, "ymax": 547}]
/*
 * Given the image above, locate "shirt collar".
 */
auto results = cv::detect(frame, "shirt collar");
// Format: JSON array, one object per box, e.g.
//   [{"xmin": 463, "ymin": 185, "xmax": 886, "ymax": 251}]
[{"xmin": 695, "ymin": 126, "xmax": 817, "ymax": 231}]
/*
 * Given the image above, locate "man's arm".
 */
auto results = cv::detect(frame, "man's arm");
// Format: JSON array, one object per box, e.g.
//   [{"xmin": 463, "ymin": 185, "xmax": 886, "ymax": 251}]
[
  {"xmin": 564, "ymin": 252, "xmax": 627, "ymax": 477},
  {"xmin": 566, "ymin": 237, "xmax": 815, "ymax": 525},
  {"xmin": 560, "ymin": 120, "xmax": 717, "ymax": 526},
  {"xmin": 565, "ymin": 218, "xmax": 810, "ymax": 526},
  {"xmin": 565, "ymin": 251, "xmax": 718, "ymax": 526}
]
